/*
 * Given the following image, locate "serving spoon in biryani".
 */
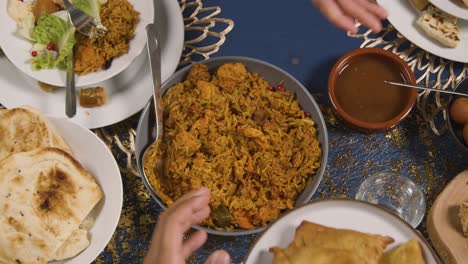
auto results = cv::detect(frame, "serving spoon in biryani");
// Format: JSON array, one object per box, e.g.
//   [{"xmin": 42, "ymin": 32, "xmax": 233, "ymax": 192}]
[{"xmin": 142, "ymin": 23, "xmax": 165, "ymax": 171}]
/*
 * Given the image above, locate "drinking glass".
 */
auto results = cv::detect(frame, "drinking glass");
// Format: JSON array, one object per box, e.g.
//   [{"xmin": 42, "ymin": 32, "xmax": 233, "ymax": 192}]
[{"xmin": 355, "ymin": 172, "xmax": 426, "ymax": 227}]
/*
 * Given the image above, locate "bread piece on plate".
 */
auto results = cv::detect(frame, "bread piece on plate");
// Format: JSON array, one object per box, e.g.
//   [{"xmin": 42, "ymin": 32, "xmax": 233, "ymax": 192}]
[
  {"xmin": 381, "ymin": 239, "xmax": 424, "ymax": 264},
  {"xmin": 0, "ymin": 107, "xmax": 72, "ymax": 161},
  {"xmin": 416, "ymin": 5, "xmax": 460, "ymax": 48},
  {"xmin": 0, "ymin": 148, "xmax": 103, "ymax": 264},
  {"xmin": 462, "ymin": 0, "xmax": 468, "ymax": 7},
  {"xmin": 459, "ymin": 201, "xmax": 468, "ymax": 237},
  {"xmin": 52, "ymin": 228, "xmax": 90, "ymax": 261}
]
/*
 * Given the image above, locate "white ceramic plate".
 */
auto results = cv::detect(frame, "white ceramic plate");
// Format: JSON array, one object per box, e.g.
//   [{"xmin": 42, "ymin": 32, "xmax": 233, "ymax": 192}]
[
  {"xmin": 377, "ymin": 0, "xmax": 468, "ymax": 63},
  {"xmin": 0, "ymin": 0, "xmax": 153, "ymax": 87},
  {"xmin": 0, "ymin": 0, "xmax": 184, "ymax": 129},
  {"xmin": 47, "ymin": 116, "xmax": 122, "ymax": 264},
  {"xmin": 245, "ymin": 200, "xmax": 439, "ymax": 264},
  {"xmin": 430, "ymin": 0, "xmax": 468, "ymax": 20}
]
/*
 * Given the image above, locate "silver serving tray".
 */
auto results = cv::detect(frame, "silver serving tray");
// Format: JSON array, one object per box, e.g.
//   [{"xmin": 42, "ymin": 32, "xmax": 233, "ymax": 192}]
[{"xmin": 135, "ymin": 56, "xmax": 329, "ymax": 236}]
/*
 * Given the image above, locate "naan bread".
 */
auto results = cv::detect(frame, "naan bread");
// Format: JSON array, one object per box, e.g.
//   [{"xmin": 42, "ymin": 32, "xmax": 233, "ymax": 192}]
[
  {"xmin": 279, "ymin": 221, "xmax": 394, "ymax": 264},
  {"xmin": 52, "ymin": 228, "xmax": 90, "ymax": 261},
  {"xmin": 0, "ymin": 107, "xmax": 72, "ymax": 161},
  {"xmin": 0, "ymin": 148, "xmax": 103, "ymax": 264},
  {"xmin": 381, "ymin": 239, "xmax": 424, "ymax": 264},
  {"xmin": 52, "ymin": 215, "xmax": 95, "ymax": 261},
  {"xmin": 416, "ymin": 5, "xmax": 460, "ymax": 48}
]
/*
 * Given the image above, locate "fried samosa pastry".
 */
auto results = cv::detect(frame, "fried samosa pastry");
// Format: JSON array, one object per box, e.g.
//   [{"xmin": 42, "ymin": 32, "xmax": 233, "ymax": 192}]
[
  {"xmin": 271, "ymin": 243, "xmax": 366, "ymax": 264},
  {"xmin": 291, "ymin": 221, "xmax": 394, "ymax": 264},
  {"xmin": 381, "ymin": 239, "xmax": 424, "ymax": 264}
]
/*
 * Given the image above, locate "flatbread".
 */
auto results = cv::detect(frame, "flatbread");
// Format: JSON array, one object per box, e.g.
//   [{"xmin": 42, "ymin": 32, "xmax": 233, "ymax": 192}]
[
  {"xmin": 0, "ymin": 107, "xmax": 72, "ymax": 162},
  {"xmin": 381, "ymin": 239, "xmax": 424, "ymax": 264},
  {"xmin": 52, "ymin": 228, "xmax": 90, "ymax": 261},
  {"xmin": 287, "ymin": 221, "xmax": 393, "ymax": 264},
  {"xmin": 0, "ymin": 148, "xmax": 103, "ymax": 264},
  {"xmin": 416, "ymin": 5, "xmax": 460, "ymax": 48},
  {"xmin": 52, "ymin": 215, "xmax": 95, "ymax": 261}
]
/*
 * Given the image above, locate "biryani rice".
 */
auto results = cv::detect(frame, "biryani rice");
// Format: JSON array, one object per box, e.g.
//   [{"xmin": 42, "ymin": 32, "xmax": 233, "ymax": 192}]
[
  {"xmin": 144, "ymin": 63, "xmax": 322, "ymax": 230},
  {"xmin": 74, "ymin": 0, "xmax": 139, "ymax": 75}
]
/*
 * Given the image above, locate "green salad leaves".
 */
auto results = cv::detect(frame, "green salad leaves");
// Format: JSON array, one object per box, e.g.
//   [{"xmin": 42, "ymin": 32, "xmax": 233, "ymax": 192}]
[
  {"xmin": 73, "ymin": 0, "xmax": 102, "ymax": 21},
  {"xmin": 31, "ymin": 14, "xmax": 76, "ymax": 70},
  {"xmin": 31, "ymin": 14, "xmax": 67, "ymax": 45}
]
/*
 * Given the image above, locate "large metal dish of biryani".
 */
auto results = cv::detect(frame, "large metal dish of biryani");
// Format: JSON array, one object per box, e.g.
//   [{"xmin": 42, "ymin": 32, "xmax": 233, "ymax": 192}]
[{"xmin": 136, "ymin": 56, "xmax": 329, "ymax": 236}]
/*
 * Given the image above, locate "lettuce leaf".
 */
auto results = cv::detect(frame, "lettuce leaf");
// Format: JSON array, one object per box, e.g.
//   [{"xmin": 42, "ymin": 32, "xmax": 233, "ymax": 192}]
[
  {"xmin": 58, "ymin": 27, "xmax": 76, "ymax": 70},
  {"xmin": 32, "ymin": 25, "xmax": 76, "ymax": 70},
  {"xmin": 52, "ymin": 10, "xmax": 70, "ymax": 22},
  {"xmin": 31, "ymin": 14, "xmax": 68, "ymax": 45},
  {"xmin": 31, "ymin": 49, "xmax": 57, "ymax": 70},
  {"xmin": 73, "ymin": 0, "xmax": 101, "ymax": 21}
]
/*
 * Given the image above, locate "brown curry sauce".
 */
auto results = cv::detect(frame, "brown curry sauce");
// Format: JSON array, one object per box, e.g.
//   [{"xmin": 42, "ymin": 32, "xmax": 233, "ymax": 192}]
[{"xmin": 334, "ymin": 54, "xmax": 411, "ymax": 123}]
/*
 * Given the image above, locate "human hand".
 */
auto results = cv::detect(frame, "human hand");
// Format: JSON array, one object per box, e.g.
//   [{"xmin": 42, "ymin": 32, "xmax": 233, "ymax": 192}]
[
  {"xmin": 144, "ymin": 187, "xmax": 231, "ymax": 264},
  {"xmin": 311, "ymin": 0, "xmax": 388, "ymax": 33}
]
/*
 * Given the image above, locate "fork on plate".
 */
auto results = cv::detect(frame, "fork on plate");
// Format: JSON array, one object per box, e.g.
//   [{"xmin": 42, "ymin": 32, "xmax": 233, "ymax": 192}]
[{"xmin": 62, "ymin": 0, "xmax": 107, "ymax": 38}]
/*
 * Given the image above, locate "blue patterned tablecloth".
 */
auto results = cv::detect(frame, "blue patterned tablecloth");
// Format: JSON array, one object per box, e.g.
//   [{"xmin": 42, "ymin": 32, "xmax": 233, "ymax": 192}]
[{"xmin": 94, "ymin": 0, "xmax": 468, "ymax": 263}]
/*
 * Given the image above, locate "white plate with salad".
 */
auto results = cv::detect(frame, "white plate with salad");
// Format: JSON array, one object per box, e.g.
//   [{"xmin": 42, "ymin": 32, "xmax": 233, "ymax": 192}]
[
  {"xmin": 0, "ymin": 0, "xmax": 153, "ymax": 87},
  {"xmin": 0, "ymin": 0, "xmax": 184, "ymax": 129}
]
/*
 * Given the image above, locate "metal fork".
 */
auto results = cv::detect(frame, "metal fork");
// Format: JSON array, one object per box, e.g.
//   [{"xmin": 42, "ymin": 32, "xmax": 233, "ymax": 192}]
[{"xmin": 62, "ymin": 0, "xmax": 107, "ymax": 38}]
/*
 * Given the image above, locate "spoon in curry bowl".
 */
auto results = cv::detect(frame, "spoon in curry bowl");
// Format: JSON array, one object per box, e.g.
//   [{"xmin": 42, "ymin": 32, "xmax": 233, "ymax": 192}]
[{"xmin": 385, "ymin": 81, "xmax": 468, "ymax": 97}]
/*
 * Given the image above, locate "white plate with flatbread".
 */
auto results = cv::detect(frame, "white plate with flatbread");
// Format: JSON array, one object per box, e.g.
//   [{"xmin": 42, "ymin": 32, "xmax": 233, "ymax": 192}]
[
  {"xmin": 47, "ymin": 115, "xmax": 122, "ymax": 264},
  {"xmin": 430, "ymin": 0, "xmax": 468, "ymax": 20},
  {"xmin": 0, "ymin": 0, "xmax": 184, "ymax": 129},
  {"xmin": 0, "ymin": 109, "xmax": 123, "ymax": 264},
  {"xmin": 377, "ymin": 0, "xmax": 468, "ymax": 63},
  {"xmin": 244, "ymin": 199, "xmax": 440, "ymax": 264}
]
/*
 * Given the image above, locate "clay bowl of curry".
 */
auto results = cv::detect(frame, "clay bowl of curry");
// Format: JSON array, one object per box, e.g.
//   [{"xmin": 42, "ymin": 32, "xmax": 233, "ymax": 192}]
[
  {"xmin": 328, "ymin": 48, "xmax": 417, "ymax": 131},
  {"xmin": 135, "ymin": 56, "xmax": 329, "ymax": 236}
]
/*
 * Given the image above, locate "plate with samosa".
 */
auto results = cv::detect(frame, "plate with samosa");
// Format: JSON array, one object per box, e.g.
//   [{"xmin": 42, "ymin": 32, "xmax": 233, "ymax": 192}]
[
  {"xmin": 244, "ymin": 199, "xmax": 440, "ymax": 264},
  {"xmin": 0, "ymin": 107, "xmax": 123, "ymax": 264}
]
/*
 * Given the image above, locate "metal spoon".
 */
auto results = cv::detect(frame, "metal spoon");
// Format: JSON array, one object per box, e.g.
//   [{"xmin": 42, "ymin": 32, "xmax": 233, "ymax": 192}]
[
  {"xmin": 145, "ymin": 23, "xmax": 163, "ymax": 142},
  {"xmin": 142, "ymin": 23, "xmax": 165, "ymax": 174},
  {"xmin": 385, "ymin": 80, "xmax": 468, "ymax": 97},
  {"xmin": 62, "ymin": 0, "xmax": 107, "ymax": 117},
  {"xmin": 65, "ymin": 49, "xmax": 76, "ymax": 118}
]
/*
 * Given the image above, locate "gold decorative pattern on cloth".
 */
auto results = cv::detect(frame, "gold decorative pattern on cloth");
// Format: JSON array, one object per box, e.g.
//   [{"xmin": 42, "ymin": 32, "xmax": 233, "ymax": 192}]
[
  {"xmin": 179, "ymin": 0, "xmax": 235, "ymax": 65},
  {"xmin": 349, "ymin": 23, "xmax": 467, "ymax": 136}
]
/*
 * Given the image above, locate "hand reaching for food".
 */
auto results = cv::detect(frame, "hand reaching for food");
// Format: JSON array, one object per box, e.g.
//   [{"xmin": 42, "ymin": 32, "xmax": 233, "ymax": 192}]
[
  {"xmin": 311, "ymin": 0, "xmax": 388, "ymax": 33},
  {"xmin": 144, "ymin": 187, "xmax": 231, "ymax": 264}
]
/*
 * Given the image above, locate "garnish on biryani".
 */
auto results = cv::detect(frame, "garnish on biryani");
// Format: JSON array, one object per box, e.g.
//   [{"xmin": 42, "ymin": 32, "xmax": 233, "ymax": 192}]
[{"xmin": 143, "ymin": 63, "xmax": 322, "ymax": 230}]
